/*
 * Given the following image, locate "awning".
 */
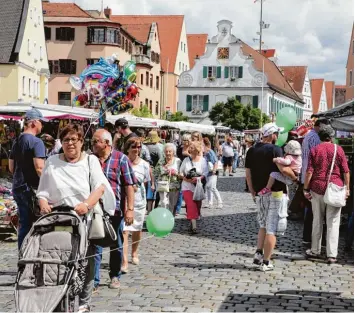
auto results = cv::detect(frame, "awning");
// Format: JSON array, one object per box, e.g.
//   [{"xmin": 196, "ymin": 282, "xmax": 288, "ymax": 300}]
[{"xmin": 312, "ymin": 100, "xmax": 354, "ymax": 118}]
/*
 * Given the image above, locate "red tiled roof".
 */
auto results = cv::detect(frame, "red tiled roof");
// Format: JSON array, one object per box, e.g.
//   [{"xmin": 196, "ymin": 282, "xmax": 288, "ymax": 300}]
[
  {"xmin": 111, "ymin": 15, "xmax": 184, "ymax": 72},
  {"xmin": 187, "ymin": 34, "xmax": 208, "ymax": 68},
  {"xmin": 279, "ymin": 66, "xmax": 307, "ymax": 94},
  {"xmin": 241, "ymin": 42, "xmax": 302, "ymax": 102},
  {"xmin": 335, "ymin": 85, "xmax": 346, "ymax": 88},
  {"xmin": 325, "ymin": 81, "xmax": 335, "ymax": 110},
  {"xmin": 260, "ymin": 49, "xmax": 276, "ymax": 58},
  {"xmin": 310, "ymin": 79, "xmax": 324, "ymax": 113},
  {"xmin": 122, "ymin": 24, "xmax": 152, "ymax": 44},
  {"xmin": 42, "ymin": 3, "xmax": 90, "ymax": 18}
]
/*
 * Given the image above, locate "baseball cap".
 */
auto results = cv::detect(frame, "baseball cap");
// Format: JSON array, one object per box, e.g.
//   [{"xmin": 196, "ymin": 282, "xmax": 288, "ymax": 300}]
[
  {"xmin": 25, "ymin": 108, "xmax": 48, "ymax": 122},
  {"xmin": 261, "ymin": 123, "xmax": 284, "ymax": 137},
  {"xmin": 114, "ymin": 118, "xmax": 129, "ymax": 128}
]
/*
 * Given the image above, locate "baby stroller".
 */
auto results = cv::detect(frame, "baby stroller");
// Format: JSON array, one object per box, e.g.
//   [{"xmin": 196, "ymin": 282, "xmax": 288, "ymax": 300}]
[{"xmin": 15, "ymin": 206, "xmax": 88, "ymax": 312}]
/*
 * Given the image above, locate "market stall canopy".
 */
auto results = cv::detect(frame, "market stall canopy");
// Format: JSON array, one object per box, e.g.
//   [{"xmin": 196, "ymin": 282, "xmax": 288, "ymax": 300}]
[
  {"xmin": 174, "ymin": 122, "xmax": 215, "ymax": 135},
  {"xmin": 311, "ymin": 100, "xmax": 354, "ymax": 132}
]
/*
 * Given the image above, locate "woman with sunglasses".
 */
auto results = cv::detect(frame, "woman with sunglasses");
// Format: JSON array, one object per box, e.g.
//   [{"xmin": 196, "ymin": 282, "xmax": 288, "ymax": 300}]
[
  {"xmin": 36, "ymin": 124, "xmax": 115, "ymax": 313},
  {"xmin": 122, "ymin": 137, "xmax": 151, "ymax": 272}
]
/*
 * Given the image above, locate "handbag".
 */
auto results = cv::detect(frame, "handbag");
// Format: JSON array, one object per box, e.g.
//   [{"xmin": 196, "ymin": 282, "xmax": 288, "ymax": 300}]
[
  {"xmin": 324, "ymin": 144, "xmax": 347, "ymax": 207},
  {"xmin": 157, "ymin": 165, "xmax": 171, "ymax": 192},
  {"xmin": 86, "ymin": 154, "xmax": 117, "ymax": 247}
]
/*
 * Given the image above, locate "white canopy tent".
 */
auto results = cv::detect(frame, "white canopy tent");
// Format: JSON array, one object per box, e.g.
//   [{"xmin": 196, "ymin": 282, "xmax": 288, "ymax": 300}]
[{"xmin": 174, "ymin": 122, "xmax": 215, "ymax": 135}]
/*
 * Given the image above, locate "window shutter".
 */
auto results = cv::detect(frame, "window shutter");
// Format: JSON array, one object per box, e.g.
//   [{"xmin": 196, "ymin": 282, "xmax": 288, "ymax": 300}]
[
  {"xmin": 252, "ymin": 95, "xmax": 259, "ymax": 108},
  {"xmin": 186, "ymin": 95, "xmax": 192, "ymax": 112},
  {"xmin": 70, "ymin": 28, "xmax": 75, "ymax": 41},
  {"xmin": 56, "ymin": 28, "xmax": 61, "ymax": 40},
  {"xmin": 238, "ymin": 66, "xmax": 243, "ymax": 78},
  {"xmin": 203, "ymin": 66, "xmax": 207, "ymax": 78},
  {"xmin": 203, "ymin": 95, "xmax": 209, "ymax": 112},
  {"xmin": 216, "ymin": 66, "xmax": 221, "ymax": 78},
  {"xmin": 224, "ymin": 66, "xmax": 229, "ymax": 78},
  {"xmin": 235, "ymin": 95, "xmax": 241, "ymax": 103}
]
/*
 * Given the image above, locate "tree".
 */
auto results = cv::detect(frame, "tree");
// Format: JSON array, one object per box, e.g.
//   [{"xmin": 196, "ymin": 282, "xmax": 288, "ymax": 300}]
[
  {"xmin": 131, "ymin": 105, "xmax": 153, "ymax": 118},
  {"xmin": 166, "ymin": 111, "xmax": 189, "ymax": 122},
  {"xmin": 209, "ymin": 98, "xmax": 271, "ymax": 130}
]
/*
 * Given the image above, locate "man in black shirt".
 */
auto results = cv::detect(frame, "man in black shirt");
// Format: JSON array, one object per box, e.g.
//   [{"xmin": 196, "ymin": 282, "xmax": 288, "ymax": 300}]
[
  {"xmin": 114, "ymin": 118, "xmax": 138, "ymax": 152},
  {"xmin": 245, "ymin": 123, "xmax": 296, "ymax": 272}
]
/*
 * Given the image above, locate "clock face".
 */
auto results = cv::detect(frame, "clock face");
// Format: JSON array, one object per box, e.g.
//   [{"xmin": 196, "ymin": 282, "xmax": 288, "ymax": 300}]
[{"xmin": 218, "ymin": 47, "xmax": 229, "ymax": 59}]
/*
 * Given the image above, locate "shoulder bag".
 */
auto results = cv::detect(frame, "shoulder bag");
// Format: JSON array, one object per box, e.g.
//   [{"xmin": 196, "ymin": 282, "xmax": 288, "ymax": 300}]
[
  {"xmin": 324, "ymin": 144, "xmax": 347, "ymax": 207},
  {"xmin": 87, "ymin": 154, "xmax": 117, "ymax": 247}
]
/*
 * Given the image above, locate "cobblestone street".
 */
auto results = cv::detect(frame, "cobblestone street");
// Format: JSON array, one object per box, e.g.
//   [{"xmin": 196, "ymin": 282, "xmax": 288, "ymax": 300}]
[{"xmin": 0, "ymin": 169, "xmax": 353, "ymax": 312}]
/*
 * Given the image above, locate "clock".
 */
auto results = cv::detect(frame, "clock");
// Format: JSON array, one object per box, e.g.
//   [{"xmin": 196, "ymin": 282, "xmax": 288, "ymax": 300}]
[{"xmin": 218, "ymin": 47, "xmax": 229, "ymax": 59}]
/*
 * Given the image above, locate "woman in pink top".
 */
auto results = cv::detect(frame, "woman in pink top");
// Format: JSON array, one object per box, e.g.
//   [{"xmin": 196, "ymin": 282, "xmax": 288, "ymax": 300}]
[
  {"xmin": 258, "ymin": 140, "xmax": 302, "ymax": 196},
  {"xmin": 303, "ymin": 125, "xmax": 350, "ymax": 264}
]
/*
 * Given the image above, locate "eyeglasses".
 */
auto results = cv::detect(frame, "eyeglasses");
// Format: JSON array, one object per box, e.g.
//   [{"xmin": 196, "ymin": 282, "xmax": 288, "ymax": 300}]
[
  {"xmin": 62, "ymin": 137, "xmax": 80, "ymax": 144},
  {"xmin": 131, "ymin": 145, "xmax": 142, "ymax": 149},
  {"xmin": 91, "ymin": 139, "xmax": 102, "ymax": 145}
]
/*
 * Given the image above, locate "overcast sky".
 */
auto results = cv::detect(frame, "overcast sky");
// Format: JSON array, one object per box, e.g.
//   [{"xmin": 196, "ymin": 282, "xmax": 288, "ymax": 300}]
[{"xmin": 57, "ymin": 0, "xmax": 353, "ymax": 84}]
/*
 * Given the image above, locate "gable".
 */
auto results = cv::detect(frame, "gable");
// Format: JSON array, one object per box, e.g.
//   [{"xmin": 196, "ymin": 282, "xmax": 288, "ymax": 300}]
[
  {"xmin": 187, "ymin": 34, "xmax": 208, "ymax": 68},
  {"xmin": 42, "ymin": 3, "xmax": 90, "ymax": 18},
  {"xmin": 279, "ymin": 66, "xmax": 307, "ymax": 94},
  {"xmin": 310, "ymin": 79, "xmax": 324, "ymax": 113}
]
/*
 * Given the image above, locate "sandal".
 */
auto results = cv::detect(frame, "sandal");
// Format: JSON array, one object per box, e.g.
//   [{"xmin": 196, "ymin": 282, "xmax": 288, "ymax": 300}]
[
  {"xmin": 327, "ymin": 257, "xmax": 337, "ymax": 264},
  {"xmin": 121, "ymin": 265, "xmax": 129, "ymax": 273},
  {"xmin": 132, "ymin": 257, "xmax": 140, "ymax": 265},
  {"xmin": 305, "ymin": 249, "xmax": 321, "ymax": 259}
]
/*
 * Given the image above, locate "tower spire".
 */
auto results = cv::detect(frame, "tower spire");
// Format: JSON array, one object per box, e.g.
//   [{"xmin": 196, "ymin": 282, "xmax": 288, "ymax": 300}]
[{"xmin": 99, "ymin": 0, "xmax": 106, "ymax": 19}]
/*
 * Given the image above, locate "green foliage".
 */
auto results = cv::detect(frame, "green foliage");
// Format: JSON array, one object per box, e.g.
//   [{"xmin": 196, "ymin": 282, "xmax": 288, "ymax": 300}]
[
  {"xmin": 131, "ymin": 105, "xmax": 153, "ymax": 118},
  {"xmin": 166, "ymin": 111, "xmax": 189, "ymax": 122},
  {"xmin": 209, "ymin": 98, "xmax": 271, "ymax": 130}
]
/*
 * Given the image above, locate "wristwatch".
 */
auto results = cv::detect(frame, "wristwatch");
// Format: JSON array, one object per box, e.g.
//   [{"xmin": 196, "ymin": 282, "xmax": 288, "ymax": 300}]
[{"xmin": 83, "ymin": 202, "xmax": 91, "ymax": 210}]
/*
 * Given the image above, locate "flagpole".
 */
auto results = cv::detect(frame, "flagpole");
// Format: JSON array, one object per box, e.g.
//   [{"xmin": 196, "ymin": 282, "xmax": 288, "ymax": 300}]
[
  {"xmin": 261, "ymin": 57, "xmax": 264, "ymax": 127},
  {"xmin": 259, "ymin": 0, "xmax": 263, "ymax": 53}
]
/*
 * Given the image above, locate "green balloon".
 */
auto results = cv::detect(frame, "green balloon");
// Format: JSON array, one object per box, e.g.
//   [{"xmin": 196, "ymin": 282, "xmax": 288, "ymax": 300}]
[
  {"xmin": 146, "ymin": 207, "xmax": 175, "ymax": 238},
  {"xmin": 124, "ymin": 61, "xmax": 137, "ymax": 83},
  {"xmin": 276, "ymin": 107, "xmax": 297, "ymax": 132},
  {"xmin": 276, "ymin": 131, "xmax": 288, "ymax": 147}
]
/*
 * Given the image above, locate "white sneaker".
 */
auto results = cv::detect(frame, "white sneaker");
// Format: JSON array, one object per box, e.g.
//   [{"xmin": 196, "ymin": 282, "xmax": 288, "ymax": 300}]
[
  {"xmin": 253, "ymin": 252, "xmax": 263, "ymax": 265},
  {"xmin": 208, "ymin": 202, "xmax": 213, "ymax": 209},
  {"xmin": 217, "ymin": 203, "xmax": 223, "ymax": 209},
  {"xmin": 259, "ymin": 262, "xmax": 274, "ymax": 272},
  {"xmin": 77, "ymin": 305, "xmax": 90, "ymax": 313}
]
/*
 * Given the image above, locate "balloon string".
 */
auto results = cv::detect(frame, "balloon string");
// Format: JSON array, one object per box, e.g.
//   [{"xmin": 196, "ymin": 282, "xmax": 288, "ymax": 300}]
[{"xmin": 83, "ymin": 104, "xmax": 112, "ymax": 140}]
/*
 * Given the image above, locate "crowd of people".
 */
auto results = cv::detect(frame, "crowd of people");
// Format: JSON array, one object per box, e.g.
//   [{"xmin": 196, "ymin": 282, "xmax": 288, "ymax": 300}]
[{"xmin": 8, "ymin": 108, "xmax": 352, "ymax": 312}]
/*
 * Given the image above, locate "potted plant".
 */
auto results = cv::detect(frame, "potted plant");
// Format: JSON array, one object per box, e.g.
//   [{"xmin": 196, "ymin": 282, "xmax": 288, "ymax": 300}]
[
  {"xmin": 208, "ymin": 76, "xmax": 216, "ymax": 81},
  {"xmin": 230, "ymin": 77, "xmax": 236, "ymax": 82}
]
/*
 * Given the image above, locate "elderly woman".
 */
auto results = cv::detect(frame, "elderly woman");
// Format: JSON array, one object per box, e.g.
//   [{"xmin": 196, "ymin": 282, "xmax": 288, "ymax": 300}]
[
  {"xmin": 122, "ymin": 137, "xmax": 151, "ymax": 272},
  {"xmin": 155, "ymin": 143, "xmax": 182, "ymax": 214},
  {"xmin": 36, "ymin": 124, "xmax": 116, "ymax": 313},
  {"xmin": 304, "ymin": 125, "xmax": 350, "ymax": 264},
  {"xmin": 177, "ymin": 133, "xmax": 191, "ymax": 161},
  {"xmin": 179, "ymin": 141, "xmax": 208, "ymax": 234}
]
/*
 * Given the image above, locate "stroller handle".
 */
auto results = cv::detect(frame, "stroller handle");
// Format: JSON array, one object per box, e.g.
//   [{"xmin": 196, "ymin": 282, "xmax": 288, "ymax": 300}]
[{"xmin": 52, "ymin": 205, "xmax": 75, "ymax": 212}]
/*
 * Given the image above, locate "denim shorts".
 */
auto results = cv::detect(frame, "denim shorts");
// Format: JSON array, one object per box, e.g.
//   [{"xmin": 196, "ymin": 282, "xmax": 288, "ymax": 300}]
[{"xmin": 256, "ymin": 192, "xmax": 286, "ymax": 235}]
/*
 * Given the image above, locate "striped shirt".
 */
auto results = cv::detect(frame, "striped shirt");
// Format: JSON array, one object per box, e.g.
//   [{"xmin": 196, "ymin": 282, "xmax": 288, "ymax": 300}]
[
  {"xmin": 301, "ymin": 129, "xmax": 321, "ymax": 183},
  {"xmin": 100, "ymin": 149, "xmax": 137, "ymax": 215}
]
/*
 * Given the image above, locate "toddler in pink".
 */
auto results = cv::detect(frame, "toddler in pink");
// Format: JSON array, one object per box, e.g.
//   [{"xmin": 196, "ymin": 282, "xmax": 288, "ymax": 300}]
[{"xmin": 258, "ymin": 140, "xmax": 302, "ymax": 196}]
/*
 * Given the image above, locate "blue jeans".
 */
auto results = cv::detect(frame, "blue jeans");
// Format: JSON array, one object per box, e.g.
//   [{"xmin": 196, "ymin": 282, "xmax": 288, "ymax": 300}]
[
  {"xmin": 94, "ymin": 215, "xmax": 124, "ymax": 287},
  {"xmin": 232, "ymin": 152, "xmax": 239, "ymax": 171},
  {"xmin": 13, "ymin": 187, "xmax": 34, "ymax": 250},
  {"xmin": 175, "ymin": 191, "xmax": 183, "ymax": 214}
]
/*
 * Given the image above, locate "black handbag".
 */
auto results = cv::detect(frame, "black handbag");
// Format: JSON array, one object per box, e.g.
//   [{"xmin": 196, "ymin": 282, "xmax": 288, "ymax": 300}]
[{"xmin": 87, "ymin": 155, "xmax": 117, "ymax": 248}]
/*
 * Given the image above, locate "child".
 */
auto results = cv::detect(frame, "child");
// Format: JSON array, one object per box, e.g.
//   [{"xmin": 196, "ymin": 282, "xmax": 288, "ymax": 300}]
[{"xmin": 258, "ymin": 140, "xmax": 302, "ymax": 196}]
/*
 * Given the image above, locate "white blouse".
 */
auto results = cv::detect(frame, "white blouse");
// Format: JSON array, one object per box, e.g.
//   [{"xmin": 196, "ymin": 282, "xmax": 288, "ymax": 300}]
[
  {"xmin": 37, "ymin": 153, "xmax": 116, "ymax": 216},
  {"xmin": 179, "ymin": 156, "xmax": 208, "ymax": 192}
]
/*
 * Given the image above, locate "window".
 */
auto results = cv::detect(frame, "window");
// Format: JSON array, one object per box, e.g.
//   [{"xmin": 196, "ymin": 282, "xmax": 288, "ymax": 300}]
[
  {"xmin": 49, "ymin": 60, "xmax": 77, "ymax": 74},
  {"xmin": 22, "ymin": 76, "xmax": 26, "ymax": 95},
  {"xmin": 128, "ymin": 42, "xmax": 132, "ymax": 54},
  {"xmin": 58, "ymin": 92, "xmax": 71, "ymax": 106},
  {"xmin": 184, "ymin": 43, "xmax": 186, "ymax": 52},
  {"xmin": 145, "ymin": 72, "xmax": 149, "ymax": 86},
  {"xmin": 33, "ymin": 80, "xmax": 36, "ymax": 97},
  {"xmin": 87, "ymin": 59, "xmax": 99, "ymax": 65},
  {"xmin": 150, "ymin": 74, "xmax": 153, "ymax": 88},
  {"xmin": 27, "ymin": 39, "xmax": 31, "ymax": 54},
  {"xmin": 179, "ymin": 62, "xmax": 181, "ymax": 71},
  {"xmin": 350, "ymin": 70, "xmax": 353, "ymax": 86},
  {"xmin": 188, "ymin": 95, "xmax": 209, "ymax": 114},
  {"xmin": 56, "ymin": 27, "xmax": 75, "ymax": 41},
  {"xmin": 155, "ymin": 101, "xmax": 159, "ymax": 115},
  {"xmin": 145, "ymin": 98, "xmax": 148, "ymax": 106},
  {"xmin": 40, "ymin": 46, "xmax": 43, "ymax": 60},
  {"xmin": 149, "ymin": 100, "xmax": 153, "ymax": 112},
  {"xmin": 37, "ymin": 82, "xmax": 39, "ymax": 98},
  {"xmin": 87, "ymin": 27, "xmax": 120, "ymax": 44},
  {"xmin": 156, "ymin": 76, "xmax": 159, "ymax": 90},
  {"xmin": 208, "ymin": 66, "xmax": 217, "ymax": 78},
  {"xmin": 33, "ymin": 41, "xmax": 37, "ymax": 62},
  {"xmin": 125, "ymin": 39, "xmax": 128, "ymax": 52},
  {"xmin": 226, "ymin": 66, "xmax": 243, "ymax": 78},
  {"xmin": 30, "ymin": 9, "xmax": 32, "ymax": 19},
  {"xmin": 106, "ymin": 28, "xmax": 117, "ymax": 43},
  {"xmin": 185, "ymin": 65, "xmax": 188, "ymax": 71},
  {"xmin": 44, "ymin": 27, "xmax": 51, "ymax": 40},
  {"xmin": 141, "ymin": 74, "xmax": 144, "ymax": 85},
  {"xmin": 151, "ymin": 51, "xmax": 155, "ymax": 62},
  {"xmin": 140, "ymin": 101, "xmax": 143, "ymax": 108},
  {"xmin": 182, "ymin": 63, "xmax": 184, "ymax": 72},
  {"xmin": 181, "ymin": 42, "xmax": 183, "ymax": 50},
  {"xmin": 38, "ymin": 15, "xmax": 41, "ymax": 26},
  {"xmin": 29, "ymin": 78, "xmax": 31, "ymax": 97}
]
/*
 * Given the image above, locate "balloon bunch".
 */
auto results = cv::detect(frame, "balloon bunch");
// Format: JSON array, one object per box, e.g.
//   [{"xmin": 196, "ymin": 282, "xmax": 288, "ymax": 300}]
[
  {"xmin": 70, "ymin": 55, "xmax": 139, "ymax": 126},
  {"xmin": 275, "ymin": 107, "xmax": 298, "ymax": 147}
]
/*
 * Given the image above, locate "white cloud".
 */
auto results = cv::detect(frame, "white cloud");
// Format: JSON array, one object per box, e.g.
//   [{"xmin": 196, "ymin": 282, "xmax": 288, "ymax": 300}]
[{"xmin": 51, "ymin": 0, "xmax": 354, "ymax": 84}]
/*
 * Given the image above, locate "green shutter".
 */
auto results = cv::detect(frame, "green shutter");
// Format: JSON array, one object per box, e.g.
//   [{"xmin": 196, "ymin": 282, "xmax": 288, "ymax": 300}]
[
  {"xmin": 238, "ymin": 66, "xmax": 243, "ymax": 78},
  {"xmin": 217, "ymin": 66, "xmax": 221, "ymax": 78},
  {"xmin": 252, "ymin": 95, "xmax": 258, "ymax": 108},
  {"xmin": 203, "ymin": 95, "xmax": 209, "ymax": 112},
  {"xmin": 236, "ymin": 95, "xmax": 241, "ymax": 103},
  {"xmin": 186, "ymin": 95, "xmax": 192, "ymax": 112},
  {"xmin": 203, "ymin": 66, "xmax": 207, "ymax": 78},
  {"xmin": 224, "ymin": 66, "xmax": 229, "ymax": 78}
]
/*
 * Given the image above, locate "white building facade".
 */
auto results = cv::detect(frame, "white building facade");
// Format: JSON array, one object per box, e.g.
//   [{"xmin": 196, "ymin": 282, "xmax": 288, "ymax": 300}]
[
  {"xmin": 302, "ymin": 69, "xmax": 313, "ymax": 120},
  {"xmin": 178, "ymin": 20, "xmax": 303, "ymax": 124}
]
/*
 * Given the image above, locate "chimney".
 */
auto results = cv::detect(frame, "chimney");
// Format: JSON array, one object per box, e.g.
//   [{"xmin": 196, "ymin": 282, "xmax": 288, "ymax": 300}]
[{"xmin": 104, "ymin": 7, "xmax": 112, "ymax": 19}]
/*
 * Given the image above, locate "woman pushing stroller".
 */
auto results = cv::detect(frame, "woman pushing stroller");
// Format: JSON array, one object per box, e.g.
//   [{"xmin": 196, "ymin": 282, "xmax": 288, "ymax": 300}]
[{"xmin": 36, "ymin": 124, "xmax": 116, "ymax": 312}]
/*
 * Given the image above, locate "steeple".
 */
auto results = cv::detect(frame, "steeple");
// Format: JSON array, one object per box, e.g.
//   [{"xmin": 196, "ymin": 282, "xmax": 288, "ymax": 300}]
[{"xmin": 99, "ymin": 0, "xmax": 106, "ymax": 19}]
